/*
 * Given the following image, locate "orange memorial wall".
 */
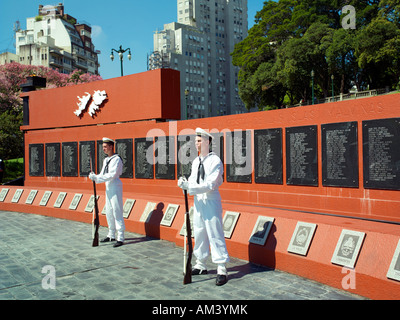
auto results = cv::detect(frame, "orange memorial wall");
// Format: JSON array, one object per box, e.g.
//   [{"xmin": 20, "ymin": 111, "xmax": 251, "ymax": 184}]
[{"xmin": 1, "ymin": 68, "xmax": 400, "ymax": 299}]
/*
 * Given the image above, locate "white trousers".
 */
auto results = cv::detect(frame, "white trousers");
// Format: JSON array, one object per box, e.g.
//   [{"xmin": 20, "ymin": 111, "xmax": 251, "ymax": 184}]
[
  {"xmin": 193, "ymin": 196, "xmax": 229, "ymax": 273},
  {"xmin": 105, "ymin": 185, "xmax": 125, "ymax": 241}
]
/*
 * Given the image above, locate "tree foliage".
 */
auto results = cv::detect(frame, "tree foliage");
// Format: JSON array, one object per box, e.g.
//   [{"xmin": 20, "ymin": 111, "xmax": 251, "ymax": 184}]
[
  {"xmin": 0, "ymin": 63, "xmax": 102, "ymax": 160},
  {"xmin": 232, "ymin": 0, "xmax": 400, "ymax": 110}
]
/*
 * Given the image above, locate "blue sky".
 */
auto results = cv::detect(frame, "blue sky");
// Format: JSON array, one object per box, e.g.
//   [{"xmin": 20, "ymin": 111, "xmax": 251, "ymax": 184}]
[{"xmin": 0, "ymin": 0, "xmax": 265, "ymax": 80}]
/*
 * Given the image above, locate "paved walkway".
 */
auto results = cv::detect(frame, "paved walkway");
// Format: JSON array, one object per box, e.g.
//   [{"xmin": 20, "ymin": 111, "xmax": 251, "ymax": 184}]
[{"xmin": 0, "ymin": 211, "xmax": 365, "ymax": 302}]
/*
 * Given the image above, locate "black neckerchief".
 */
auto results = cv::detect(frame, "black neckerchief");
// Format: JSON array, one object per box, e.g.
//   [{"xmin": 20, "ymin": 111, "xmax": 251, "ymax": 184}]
[
  {"xmin": 104, "ymin": 154, "xmax": 121, "ymax": 174},
  {"xmin": 196, "ymin": 152, "xmax": 215, "ymax": 184}
]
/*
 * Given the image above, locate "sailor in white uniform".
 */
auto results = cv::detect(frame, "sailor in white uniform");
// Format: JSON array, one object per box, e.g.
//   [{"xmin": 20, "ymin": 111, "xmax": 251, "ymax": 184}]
[
  {"xmin": 178, "ymin": 128, "xmax": 230, "ymax": 286},
  {"xmin": 89, "ymin": 137, "xmax": 125, "ymax": 247}
]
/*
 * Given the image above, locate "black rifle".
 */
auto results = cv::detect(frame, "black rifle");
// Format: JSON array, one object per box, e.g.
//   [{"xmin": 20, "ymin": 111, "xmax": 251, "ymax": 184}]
[
  {"xmin": 180, "ymin": 146, "xmax": 193, "ymax": 285},
  {"xmin": 183, "ymin": 188, "xmax": 193, "ymax": 284},
  {"xmin": 90, "ymin": 158, "xmax": 99, "ymax": 247}
]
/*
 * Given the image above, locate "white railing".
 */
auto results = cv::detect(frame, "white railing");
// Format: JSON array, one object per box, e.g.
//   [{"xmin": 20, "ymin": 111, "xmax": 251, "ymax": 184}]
[{"xmin": 291, "ymin": 88, "xmax": 390, "ymax": 108}]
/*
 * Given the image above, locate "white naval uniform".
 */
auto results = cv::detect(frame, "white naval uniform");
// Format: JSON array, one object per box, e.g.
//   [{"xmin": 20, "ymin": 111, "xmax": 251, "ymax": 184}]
[
  {"xmin": 91, "ymin": 154, "xmax": 125, "ymax": 242},
  {"xmin": 187, "ymin": 152, "xmax": 230, "ymax": 274}
]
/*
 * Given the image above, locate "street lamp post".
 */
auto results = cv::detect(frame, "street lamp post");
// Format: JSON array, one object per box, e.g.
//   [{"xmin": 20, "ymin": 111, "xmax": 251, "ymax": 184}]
[
  {"xmin": 331, "ymin": 74, "xmax": 334, "ymax": 101},
  {"xmin": 110, "ymin": 45, "xmax": 132, "ymax": 77},
  {"xmin": 184, "ymin": 88, "xmax": 189, "ymax": 120},
  {"xmin": 311, "ymin": 70, "xmax": 315, "ymax": 105}
]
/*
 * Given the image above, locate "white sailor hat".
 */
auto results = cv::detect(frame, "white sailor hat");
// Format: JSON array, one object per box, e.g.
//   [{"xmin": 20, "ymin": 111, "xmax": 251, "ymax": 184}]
[
  {"xmin": 102, "ymin": 137, "xmax": 115, "ymax": 143},
  {"xmin": 195, "ymin": 128, "xmax": 213, "ymax": 140}
]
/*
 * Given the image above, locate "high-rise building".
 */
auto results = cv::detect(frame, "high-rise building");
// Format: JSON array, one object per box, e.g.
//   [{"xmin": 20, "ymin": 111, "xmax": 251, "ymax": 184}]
[
  {"xmin": 148, "ymin": 0, "xmax": 247, "ymax": 119},
  {"xmin": 9, "ymin": 3, "xmax": 100, "ymax": 75}
]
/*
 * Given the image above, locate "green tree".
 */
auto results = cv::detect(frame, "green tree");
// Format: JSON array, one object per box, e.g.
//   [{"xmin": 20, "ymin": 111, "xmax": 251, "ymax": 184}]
[{"xmin": 232, "ymin": 0, "xmax": 400, "ymax": 110}]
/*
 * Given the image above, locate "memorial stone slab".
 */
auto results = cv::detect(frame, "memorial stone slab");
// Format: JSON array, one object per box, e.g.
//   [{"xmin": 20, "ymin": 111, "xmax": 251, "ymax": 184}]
[
  {"xmin": 287, "ymin": 222, "xmax": 317, "ymax": 256},
  {"xmin": 45, "ymin": 143, "xmax": 61, "ymax": 177},
  {"xmin": 29, "ymin": 144, "xmax": 44, "ymax": 177},
  {"xmin": 322, "ymin": 122, "xmax": 358, "ymax": 188},
  {"xmin": 226, "ymin": 130, "xmax": 252, "ymax": 183},
  {"xmin": 79, "ymin": 141, "xmax": 96, "ymax": 177},
  {"xmin": 155, "ymin": 136, "xmax": 175, "ymax": 180},
  {"xmin": 11, "ymin": 189, "xmax": 23, "ymax": 203},
  {"xmin": 39, "ymin": 191, "xmax": 52, "ymax": 206},
  {"xmin": 25, "ymin": 190, "xmax": 38, "ymax": 204},
  {"xmin": 362, "ymin": 118, "xmax": 400, "ymax": 190},
  {"xmin": 180, "ymin": 206, "xmax": 194, "ymax": 237},
  {"xmin": 69, "ymin": 193, "xmax": 82, "ymax": 210},
  {"xmin": 254, "ymin": 128, "xmax": 283, "ymax": 184},
  {"xmin": 177, "ymin": 135, "xmax": 196, "ymax": 179},
  {"xmin": 331, "ymin": 229, "xmax": 365, "ymax": 268},
  {"xmin": 140, "ymin": 202, "xmax": 157, "ymax": 223},
  {"xmin": 116, "ymin": 139, "xmax": 133, "ymax": 178},
  {"xmin": 0, "ymin": 188, "xmax": 9, "ymax": 202},
  {"xmin": 286, "ymin": 126, "xmax": 318, "ymax": 186},
  {"xmin": 96, "ymin": 140, "xmax": 107, "ymax": 174},
  {"xmin": 54, "ymin": 192, "xmax": 67, "ymax": 208},
  {"xmin": 85, "ymin": 195, "xmax": 99, "ymax": 213},
  {"xmin": 160, "ymin": 204, "xmax": 180, "ymax": 227},
  {"xmin": 387, "ymin": 239, "xmax": 400, "ymax": 282},
  {"xmin": 62, "ymin": 142, "xmax": 78, "ymax": 177},
  {"xmin": 135, "ymin": 138, "xmax": 154, "ymax": 179},
  {"xmin": 222, "ymin": 211, "xmax": 240, "ymax": 239},
  {"xmin": 122, "ymin": 199, "xmax": 136, "ymax": 219},
  {"xmin": 249, "ymin": 216, "xmax": 275, "ymax": 246}
]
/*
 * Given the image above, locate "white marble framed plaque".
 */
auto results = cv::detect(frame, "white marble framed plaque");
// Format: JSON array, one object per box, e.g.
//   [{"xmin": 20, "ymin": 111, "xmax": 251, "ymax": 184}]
[
  {"xmin": 123, "ymin": 199, "xmax": 136, "ymax": 219},
  {"xmin": 54, "ymin": 192, "xmax": 67, "ymax": 208},
  {"xmin": 223, "ymin": 211, "xmax": 240, "ymax": 238},
  {"xmin": 0, "ymin": 188, "xmax": 9, "ymax": 202},
  {"xmin": 140, "ymin": 202, "xmax": 157, "ymax": 223},
  {"xmin": 69, "ymin": 193, "xmax": 82, "ymax": 210},
  {"xmin": 25, "ymin": 190, "xmax": 38, "ymax": 205},
  {"xmin": 85, "ymin": 195, "xmax": 99, "ymax": 213},
  {"xmin": 180, "ymin": 206, "xmax": 194, "ymax": 237},
  {"xmin": 160, "ymin": 204, "xmax": 179, "ymax": 227},
  {"xmin": 39, "ymin": 191, "xmax": 52, "ymax": 206},
  {"xmin": 287, "ymin": 222, "xmax": 317, "ymax": 256},
  {"xmin": 331, "ymin": 229, "xmax": 365, "ymax": 268},
  {"xmin": 387, "ymin": 239, "xmax": 400, "ymax": 282},
  {"xmin": 249, "ymin": 216, "xmax": 275, "ymax": 245},
  {"xmin": 11, "ymin": 189, "xmax": 23, "ymax": 203}
]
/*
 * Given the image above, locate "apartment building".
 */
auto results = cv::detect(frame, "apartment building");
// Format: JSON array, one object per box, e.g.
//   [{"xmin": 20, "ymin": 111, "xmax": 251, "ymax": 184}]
[
  {"xmin": 148, "ymin": 0, "xmax": 248, "ymax": 119},
  {"xmin": 12, "ymin": 3, "xmax": 99, "ymax": 75}
]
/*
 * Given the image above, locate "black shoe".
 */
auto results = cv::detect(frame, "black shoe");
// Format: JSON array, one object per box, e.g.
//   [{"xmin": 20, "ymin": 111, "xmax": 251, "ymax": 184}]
[
  {"xmin": 192, "ymin": 268, "xmax": 208, "ymax": 275},
  {"xmin": 113, "ymin": 241, "xmax": 123, "ymax": 248},
  {"xmin": 100, "ymin": 237, "xmax": 116, "ymax": 243},
  {"xmin": 216, "ymin": 274, "xmax": 228, "ymax": 286}
]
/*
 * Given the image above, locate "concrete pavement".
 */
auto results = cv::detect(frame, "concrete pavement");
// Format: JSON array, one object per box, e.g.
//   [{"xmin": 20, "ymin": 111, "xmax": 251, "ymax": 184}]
[{"xmin": 0, "ymin": 210, "xmax": 366, "ymax": 301}]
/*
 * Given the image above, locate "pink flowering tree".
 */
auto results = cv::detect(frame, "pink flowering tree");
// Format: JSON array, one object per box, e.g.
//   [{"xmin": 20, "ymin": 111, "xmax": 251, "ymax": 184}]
[{"xmin": 0, "ymin": 62, "xmax": 102, "ymax": 160}]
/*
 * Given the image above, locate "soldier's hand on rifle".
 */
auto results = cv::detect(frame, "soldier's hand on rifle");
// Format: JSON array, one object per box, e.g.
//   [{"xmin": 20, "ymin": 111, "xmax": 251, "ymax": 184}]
[
  {"xmin": 89, "ymin": 172, "xmax": 97, "ymax": 182},
  {"xmin": 178, "ymin": 177, "xmax": 188, "ymax": 190}
]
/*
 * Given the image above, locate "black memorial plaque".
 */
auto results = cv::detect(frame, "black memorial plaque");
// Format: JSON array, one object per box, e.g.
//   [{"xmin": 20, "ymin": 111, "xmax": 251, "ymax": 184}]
[
  {"xmin": 322, "ymin": 122, "xmax": 358, "ymax": 188},
  {"xmin": 210, "ymin": 132, "xmax": 224, "ymax": 164},
  {"xmin": 177, "ymin": 135, "xmax": 196, "ymax": 179},
  {"xmin": 254, "ymin": 128, "xmax": 283, "ymax": 184},
  {"xmin": 135, "ymin": 138, "xmax": 154, "ymax": 179},
  {"xmin": 155, "ymin": 136, "xmax": 175, "ymax": 180},
  {"xmin": 79, "ymin": 141, "xmax": 96, "ymax": 176},
  {"xmin": 226, "ymin": 130, "xmax": 252, "ymax": 183},
  {"xmin": 45, "ymin": 143, "xmax": 61, "ymax": 177},
  {"xmin": 116, "ymin": 139, "xmax": 133, "ymax": 178},
  {"xmin": 96, "ymin": 140, "xmax": 108, "ymax": 174},
  {"xmin": 62, "ymin": 142, "xmax": 78, "ymax": 177},
  {"xmin": 363, "ymin": 118, "xmax": 400, "ymax": 190},
  {"xmin": 29, "ymin": 144, "xmax": 44, "ymax": 177},
  {"xmin": 286, "ymin": 125, "xmax": 318, "ymax": 186}
]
